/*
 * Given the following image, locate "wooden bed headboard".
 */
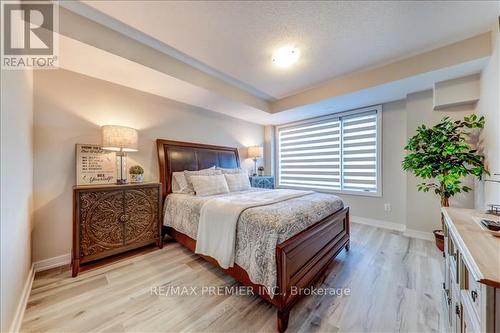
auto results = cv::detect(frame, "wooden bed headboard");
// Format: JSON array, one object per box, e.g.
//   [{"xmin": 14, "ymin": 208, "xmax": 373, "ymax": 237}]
[{"xmin": 156, "ymin": 139, "xmax": 240, "ymax": 198}]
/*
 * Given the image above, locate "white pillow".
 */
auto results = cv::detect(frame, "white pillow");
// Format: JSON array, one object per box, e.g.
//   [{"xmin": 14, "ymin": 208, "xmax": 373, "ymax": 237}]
[
  {"xmin": 217, "ymin": 167, "xmax": 246, "ymax": 175},
  {"xmin": 184, "ymin": 168, "xmax": 221, "ymax": 193},
  {"xmin": 172, "ymin": 171, "xmax": 191, "ymax": 194},
  {"xmin": 190, "ymin": 174, "xmax": 229, "ymax": 196},
  {"xmin": 224, "ymin": 173, "xmax": 251, "ymax": 192}
]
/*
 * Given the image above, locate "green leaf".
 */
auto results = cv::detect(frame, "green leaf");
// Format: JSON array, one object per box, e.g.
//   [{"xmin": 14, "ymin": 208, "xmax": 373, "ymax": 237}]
[{"xmin": 402, "ymin": 114, "xmax": 487, "ymax": 202}]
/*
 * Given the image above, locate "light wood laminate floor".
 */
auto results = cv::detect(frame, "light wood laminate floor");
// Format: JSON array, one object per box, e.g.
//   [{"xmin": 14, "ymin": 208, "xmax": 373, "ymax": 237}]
[{"xmin": 21, "ymin": 223, "xmax": 445, "ymax": 332}]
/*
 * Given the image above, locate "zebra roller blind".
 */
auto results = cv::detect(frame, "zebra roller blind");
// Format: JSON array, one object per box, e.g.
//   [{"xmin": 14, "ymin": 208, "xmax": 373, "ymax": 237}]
[{"xmin": 277, "ymin": 106, "xmax": 381, "ymax": 195}]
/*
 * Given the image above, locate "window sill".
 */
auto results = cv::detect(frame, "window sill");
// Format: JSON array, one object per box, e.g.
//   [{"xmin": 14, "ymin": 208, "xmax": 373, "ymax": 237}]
[{"xmin": 277, "ymin": 185, "xmax": 382, "ymax": 198}]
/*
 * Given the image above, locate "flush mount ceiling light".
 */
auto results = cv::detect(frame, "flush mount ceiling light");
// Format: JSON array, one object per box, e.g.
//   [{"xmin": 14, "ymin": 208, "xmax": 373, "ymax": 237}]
[{"xmin": 272, "ymin": 46, "xmax": 300, "ymax": 68}]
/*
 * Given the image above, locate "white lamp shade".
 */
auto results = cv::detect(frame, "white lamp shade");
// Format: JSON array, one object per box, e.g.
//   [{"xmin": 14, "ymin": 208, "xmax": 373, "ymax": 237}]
[
  {"xmin": 247, "ymin": 146, "xmax": 263, "ymax": 159},
  {"xmin": 101, "ymin": 125, "xmax": 138, "ymax": 152}
]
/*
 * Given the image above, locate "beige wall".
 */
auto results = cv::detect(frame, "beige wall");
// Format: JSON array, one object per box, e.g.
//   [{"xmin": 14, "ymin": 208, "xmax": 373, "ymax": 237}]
[
  {"xmin": 263, "ymin": 125, "xmax": 275, "ymax": 176},
  {"xmin": 32, "ymin": 68, "xmax": 485, "ymax": 262},
  {"xmin": 475, "ymin": 23, "xmax": 500, "ymax": 210},
  {"xmin": 1, "ymin": 69, "xmax": 34, "ymax": 332},
  {"xmin": 405, "ymin": 90, "xmax": 475, "ymax": 233},
  {"xmin": 340, "ymin": 99, "xmax": 408, "ymax": 227},
  {"xmin": 326, "ymin": 89, "xmax": 476, "ymax": 234},
  {"xmin": 33, "ymin": 69, "xmax": 264, "ymax": 262}
]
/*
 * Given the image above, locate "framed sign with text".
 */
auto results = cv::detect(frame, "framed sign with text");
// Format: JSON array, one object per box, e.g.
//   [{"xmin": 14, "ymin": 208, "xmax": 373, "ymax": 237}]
[{"xmin": 76, "ymin": 144, "xmax": 116, "ymax": 185}]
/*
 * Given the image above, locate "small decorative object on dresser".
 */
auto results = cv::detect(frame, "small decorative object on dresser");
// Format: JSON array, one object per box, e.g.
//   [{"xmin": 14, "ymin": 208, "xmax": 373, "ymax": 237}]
[
  {"xmin": 257, "ymin": 165, "xmax": 264, "ymax": 176},
  {"xmin": 129, "ymin": 165, "xmax": 144, "ymax": 183},
  {"xmin": 75, "ymin": 144, "xmax": 116, "ymax": 185},
  {"xmin": 72, "ymin": 182, "xmax": 162, "ymax": 277},
  {"xmin": 249, "ymin": 175, "xmax": 275, "ymax": 189}
]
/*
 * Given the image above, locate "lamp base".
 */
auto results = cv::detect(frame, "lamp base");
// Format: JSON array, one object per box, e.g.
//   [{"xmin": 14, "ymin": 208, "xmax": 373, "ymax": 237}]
[{"xmin": 116, "ymin": 152, "xmax": 128, "ymax": 185}]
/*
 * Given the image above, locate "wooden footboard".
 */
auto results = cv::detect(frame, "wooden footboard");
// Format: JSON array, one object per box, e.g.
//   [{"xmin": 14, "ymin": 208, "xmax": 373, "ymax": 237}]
[{"xmin": 275, "ymin": 206, "xmax": 349, "ymax": 332}]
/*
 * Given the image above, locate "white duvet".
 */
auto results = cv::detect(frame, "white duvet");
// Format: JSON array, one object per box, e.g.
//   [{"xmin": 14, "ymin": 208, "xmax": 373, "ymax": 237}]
[{"xmin": 195, "ymin": 189, "xmax": 313, "ymax": 268}]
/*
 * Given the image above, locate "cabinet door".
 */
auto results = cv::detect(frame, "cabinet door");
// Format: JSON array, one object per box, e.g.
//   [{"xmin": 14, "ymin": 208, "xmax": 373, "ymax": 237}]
[
  {"xmin": 252, "ymin": 177, "xmax": 274, "ymax": 189},
  {"xmin": 462, "ymin": 295, "xmax": 481, "ymax": 333},
  {"xmin": 79, "ymin": 189, "xmax": 125, "ymax": 257},
  {"xmin": 448, "ymin": 235, "xmax": 459, "ymax": 284},
  {"xmin": 450, "ymin": 270, "xmax": 462, "ymax": 333},
  {"xmin": 124, "ymin": 187, "xmax": 159, "ymax": 245},
  {"xmin": 445, "ymin": 260, "xmax": 452, "ymax": 326}
]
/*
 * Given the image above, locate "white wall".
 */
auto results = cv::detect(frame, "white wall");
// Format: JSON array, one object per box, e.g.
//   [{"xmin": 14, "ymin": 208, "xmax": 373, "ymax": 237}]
[
  {"xmin": 1, "ymin": 69, "xmax": 34, "ymax": 332},
  {"xmin": 475, "ymin": 23, "xmax": 500, "ymax": 210},
  {"xmin": 33, "ymin": 69, "xmax": 264, "ymax": 262}
]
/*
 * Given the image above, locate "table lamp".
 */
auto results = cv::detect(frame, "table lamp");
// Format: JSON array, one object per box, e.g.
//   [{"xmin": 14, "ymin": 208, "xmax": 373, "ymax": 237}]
[
  {"xmin": 247, "ymin": 146, "xmax": 263, "ymax": 176},
  {"xmin": 101, "ymin": 125, "xmax": 138, "ymax": 184}
]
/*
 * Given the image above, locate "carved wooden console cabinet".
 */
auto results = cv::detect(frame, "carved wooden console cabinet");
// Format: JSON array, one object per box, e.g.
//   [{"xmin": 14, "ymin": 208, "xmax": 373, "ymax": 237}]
[{"xmin": 72, "ymin": 183, "xmax": 162, "ymax": 277}]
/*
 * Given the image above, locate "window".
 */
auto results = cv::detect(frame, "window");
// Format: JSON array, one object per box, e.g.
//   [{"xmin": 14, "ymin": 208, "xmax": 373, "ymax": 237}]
[{"xmin": 276, "ymin": 105, "xmax": 382, "ymax": 196}]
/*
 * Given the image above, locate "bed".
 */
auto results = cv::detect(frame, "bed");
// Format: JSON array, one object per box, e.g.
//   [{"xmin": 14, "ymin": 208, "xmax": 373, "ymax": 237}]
[{"xmin": 156, "ymin": 139, "xmax": 350, "ymax": 332}]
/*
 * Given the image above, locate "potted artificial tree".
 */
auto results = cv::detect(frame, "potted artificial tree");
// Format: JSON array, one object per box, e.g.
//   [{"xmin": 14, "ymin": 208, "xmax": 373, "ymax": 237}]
[{"xmin": 402, "ymin": 114, "xmax": 487, "ymax": 250}]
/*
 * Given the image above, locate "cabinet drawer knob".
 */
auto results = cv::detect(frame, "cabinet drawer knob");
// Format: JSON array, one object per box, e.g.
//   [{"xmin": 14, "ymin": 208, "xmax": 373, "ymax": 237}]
[
  {"xmin": 119, "ymin": 214, "xmax": 130, "ymax": 223},
  {"xmin": 471, "ymin": 290, "xmax": 478, "ymax": 302}
]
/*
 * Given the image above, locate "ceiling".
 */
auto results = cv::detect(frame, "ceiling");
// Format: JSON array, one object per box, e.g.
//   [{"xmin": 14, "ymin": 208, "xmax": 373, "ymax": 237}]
[
  {"xmin": 83, "ymin": 1, "xmax": 498, "ymax": 100},
  {"xmin": 57, "ymin": 33, "xmax": 488, "ymax": 125},
  {"xmin": 57, "ymin": 35, "xmax": 274, "ymax": 124}
]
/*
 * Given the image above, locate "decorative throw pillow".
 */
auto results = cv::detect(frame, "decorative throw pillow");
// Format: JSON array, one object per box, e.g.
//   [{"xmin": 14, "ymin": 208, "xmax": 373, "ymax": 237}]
[
  {"xmin": 224, "ymin": 172, "xmax": 251, "ymax": 192},
  {"xmin": 172, "ymin": 171, "xmax": 191, "ymax": 193},
  {"xmin": 216, "ymin": 167, "xmax": 246, "ymax": 175},
  {"xmin": 190, "ymin": 174, "xmax": 229, "ymax": 196},
  {"xmin": 184, "ymin": 167, "xmax": 221, "ymax": 193},
  {"xmin": 172, "ymin": 166, "xmax": 215, "ymax": 193}
]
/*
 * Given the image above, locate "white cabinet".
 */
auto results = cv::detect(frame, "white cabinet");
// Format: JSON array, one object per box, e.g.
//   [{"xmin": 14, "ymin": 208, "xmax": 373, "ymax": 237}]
[
  {"xmin": 441, "ymin": 208, "xmax": 499, "ymax": 333},
  {"xmin": 462, "ymin": 290, "xmax": 481, "ymax": 333}
]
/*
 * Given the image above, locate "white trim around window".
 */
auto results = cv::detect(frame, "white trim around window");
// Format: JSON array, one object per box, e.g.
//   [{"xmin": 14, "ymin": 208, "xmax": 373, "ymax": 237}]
[{"xmin": 275, "ymin": 105, "xmax": 382, "ymax": 197}]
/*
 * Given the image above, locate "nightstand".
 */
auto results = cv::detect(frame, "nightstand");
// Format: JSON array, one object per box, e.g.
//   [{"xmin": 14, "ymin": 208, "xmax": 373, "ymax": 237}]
[
  {"xmin": 249, "ymin": 176, "xmax": 275, "ymax": 189},
  {"xmin": 72, "ymin": 182, "xmax": 162, "ymax": 277}
]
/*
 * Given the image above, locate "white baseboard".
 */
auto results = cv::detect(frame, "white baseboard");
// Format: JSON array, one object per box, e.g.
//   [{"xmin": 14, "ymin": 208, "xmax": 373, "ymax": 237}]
[
  {"xmin": 9, "ymin": 254, "xmax": 71, "ymax": 332},
  {"xmin": 403, "ymin": 228, "xmax": 434, "ymax": 241},
  {"xmin": 351, "ymin": 215, "xmax": 405, "ymax": 232},
  {"xmin": 10, "ymin": 254, "xmax": 72, "ymax": 331},
  {"xmin": 9, "ymin": 264, "xmax": 35, "ymax": 333},
  {"xmin": 351, "ymin": 215, "xmax": 434, "ymax": 241},
  {"xmin": 33, "ymin": 253, "xmax": 71, "ymax": 272}
]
